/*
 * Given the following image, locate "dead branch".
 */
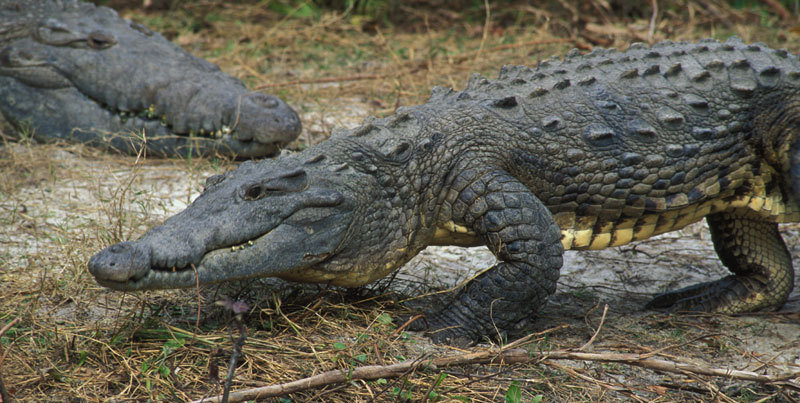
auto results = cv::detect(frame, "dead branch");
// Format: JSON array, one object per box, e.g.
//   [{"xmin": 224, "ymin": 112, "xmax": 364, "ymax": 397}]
[
  {"xmin": 648, "ymin": 0, "xmax": 658, "ymax": 43},
  {"xmin": 193, "ymin": 345, "xmax": 800, "ymax": 402},
  {"xmin": 0, "ymin": 319, "xmax": 19, "ymax": 340},
  {"xmin": 542, "ymin": 351, "xmax": 800, "ymax": 384},
  {"xmin": 0, "ymin": 317, "xmax": 20, "ymax": 403},
  {"xmin": 762, "ymin": 0, "xmax": 794, "ymax": 23},
  {"xmin": 579, "ymin": 304, "xmax": 608, "ymax": 351},
  {"xmin": 0, "ymin": 369, "xmax": 8, "ymax": 403}
]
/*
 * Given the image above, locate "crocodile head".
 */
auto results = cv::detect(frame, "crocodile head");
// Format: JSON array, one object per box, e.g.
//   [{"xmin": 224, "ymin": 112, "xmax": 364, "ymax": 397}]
[
  {"xmin": 88, "ymin": 145, "xmax": 402, "ymax": 290},
  {"xmin": 0, "ymin": 0, "xmax": 301, "ymax": 157}
]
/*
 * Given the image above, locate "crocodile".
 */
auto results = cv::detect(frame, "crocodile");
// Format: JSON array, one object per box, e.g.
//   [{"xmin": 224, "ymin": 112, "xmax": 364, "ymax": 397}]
[
  {"xmin": 0, "ymin": 0, "xmax": 301, "ymax": 158},
  {"xmin": 89, "ymin": 37, "xmax": 799, "ymax": 343}
]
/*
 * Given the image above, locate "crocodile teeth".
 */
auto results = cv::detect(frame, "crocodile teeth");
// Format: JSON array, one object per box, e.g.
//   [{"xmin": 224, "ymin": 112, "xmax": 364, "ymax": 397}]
[{"xmin": 228, "ymin": 239, "xmax": 255, "ymax": 252}]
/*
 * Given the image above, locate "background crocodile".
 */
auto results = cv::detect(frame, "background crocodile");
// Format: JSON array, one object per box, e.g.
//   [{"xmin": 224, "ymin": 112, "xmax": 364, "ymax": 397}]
[
  {"xmin": 0, "ymin": 0, "xmax": 301, "ymax": 158},
  {"xmin": 89, "ymin": 37, "xmax": 799, "ymax": 344}
]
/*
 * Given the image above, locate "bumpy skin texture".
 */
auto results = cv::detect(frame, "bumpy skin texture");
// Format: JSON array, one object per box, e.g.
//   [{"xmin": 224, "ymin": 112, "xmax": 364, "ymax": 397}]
[
  {"xmin": 90, "ymin": 37, "xmax": 799, "ymax": 343},
  {"xmin": 0, "ymin": 0, "xmax": 301, "ymax": 158}
]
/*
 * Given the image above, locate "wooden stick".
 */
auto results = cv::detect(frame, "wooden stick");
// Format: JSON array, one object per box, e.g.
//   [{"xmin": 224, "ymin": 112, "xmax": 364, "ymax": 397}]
[
  {"xmin": 192, "ymin": 346, "xmax": 800, "ymax": 402},
  {"xmin": 0, "ymin": 318, "xmax": 19, "ymax": 343},
  {"xmin": 579, "ymin": 304, "xmax": 607, "ymax": 351},
  {"xmin": 542, "ymin": 351, "xmax": 800, "ymax": 384},
  {"xmin": 0, "ymin": 317, "xmax": 20, "ymax": 368},
  {"xmin": 0, "ymin": 369, "xmax": 8, "ymax": 403},
  {"xmin": 762, "ymin": 0, "xmax": 793, "ymax": 23},
  {"xmin": 0, "ymin": 317, "xmax": 20, "ymax": 403}
]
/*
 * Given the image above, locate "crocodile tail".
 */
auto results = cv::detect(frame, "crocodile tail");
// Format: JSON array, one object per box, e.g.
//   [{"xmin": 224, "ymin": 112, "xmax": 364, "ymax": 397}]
[
  {"xmin": 790, "ymin": 113, "xmax": 800, "ymax": 202},
  {"xmin": 792, "ymin": 142, "xmax": 800, "ymax": 202}
]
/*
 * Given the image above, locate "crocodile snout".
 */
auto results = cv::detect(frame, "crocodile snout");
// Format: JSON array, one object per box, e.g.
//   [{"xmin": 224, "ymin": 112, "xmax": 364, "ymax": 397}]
[
  {"xmin": 88, "ymin": 241, "xmax": 151, "ymax": 284},
  {"xmin": 237, "ymin": 92, "xmax": 302, "ymax": 145}
]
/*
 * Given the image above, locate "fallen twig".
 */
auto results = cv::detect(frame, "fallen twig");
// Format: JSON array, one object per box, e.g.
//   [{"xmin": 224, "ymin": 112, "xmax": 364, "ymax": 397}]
[
  {"xmin": 762, "ymin": 0, "xmax": 793, "ymax": 23},
  {"xmin": 0, "ymin": 317, "xmax": 20, "ymax": 403},
  {"xmin": 648, "ymin": 0, "xmax": 658, "ymax": 43},
  {"xmin": 579, "ymin": 303, "xmax": 608, "ymax": 351},
  {"xmin": 193, "ymin": 348, "xmax": 523, "ymax": 403},
  {"xmin": 0, "ymin": 369, "xmax": 7, "ymax": 403},
  {"xmin": 0, "ymin": 318, "xmax": 18, "ymax": 345},
  {"xmin": 192, "ymin": 339, "xmax": 800, "ymax": 402},
  {"xmin": 542, "ymin": 351, "xmax": 800, "ymax": 384},
  {"xmin": 220, "ymin": 321, "xmax": 247, "ymax": 403}
]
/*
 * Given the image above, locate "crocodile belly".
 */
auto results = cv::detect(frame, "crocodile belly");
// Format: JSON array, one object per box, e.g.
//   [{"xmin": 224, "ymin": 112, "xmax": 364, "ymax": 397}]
[{"xmin": 557, "ymin": 191, "xmax": 800, "ymax": 251}]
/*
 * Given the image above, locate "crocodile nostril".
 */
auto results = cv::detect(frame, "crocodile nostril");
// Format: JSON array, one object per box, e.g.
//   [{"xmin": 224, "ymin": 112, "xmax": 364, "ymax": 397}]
[{"xmin": 89, "ymin": 241, "xmax": 152, "ymax": 283}]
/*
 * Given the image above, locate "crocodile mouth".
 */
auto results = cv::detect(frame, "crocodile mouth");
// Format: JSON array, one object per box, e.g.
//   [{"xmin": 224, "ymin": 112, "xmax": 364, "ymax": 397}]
[
  {"xmin": 150, "ymin": 236, "xmax": 260, "ymax": 275},
  {"xmin": 91, "ymin": 230, "xmax": 271, "ymax": 290},
  {"xmin": 109, "ymin": 221, "xmax": 290, "ymax": 290},
  {"xmin": 103, "ymin": 102, "xmax": 243, "ymax": 140},
  {"xmin": 89, "ymin": 185, "xmax": 349, "ymax": 291}
]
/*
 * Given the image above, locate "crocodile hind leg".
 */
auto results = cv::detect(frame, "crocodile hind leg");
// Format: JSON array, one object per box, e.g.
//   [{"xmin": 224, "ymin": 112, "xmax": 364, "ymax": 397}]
[
  {"xmin": 408, "ymin": 169, "xmax": 564, "ymax": 344},
  {"xmin": 646, "ymin": 212, "xmax": 794, "ymax": 313}
]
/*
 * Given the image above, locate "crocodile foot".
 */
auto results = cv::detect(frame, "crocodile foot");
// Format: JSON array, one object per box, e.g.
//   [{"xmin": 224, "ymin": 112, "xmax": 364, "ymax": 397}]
[{"xmin": 645, "ymin": 275, "xmax": 776, "ymax": 313}]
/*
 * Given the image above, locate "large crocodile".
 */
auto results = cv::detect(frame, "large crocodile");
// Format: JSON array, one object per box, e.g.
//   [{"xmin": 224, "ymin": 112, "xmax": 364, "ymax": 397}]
[
  {"xmin": 89, "ymin": 37, "xmax": 799, "ymax": 343},
  {"xmin": 0, "ymin": 0, "xmax": 301, "ymax": 158}
]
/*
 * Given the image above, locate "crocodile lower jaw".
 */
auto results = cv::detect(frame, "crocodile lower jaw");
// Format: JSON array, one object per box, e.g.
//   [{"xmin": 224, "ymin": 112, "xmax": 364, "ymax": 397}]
[{"xmin": 107, "ymin": 103, "xmax": 237, "ymax": 139}]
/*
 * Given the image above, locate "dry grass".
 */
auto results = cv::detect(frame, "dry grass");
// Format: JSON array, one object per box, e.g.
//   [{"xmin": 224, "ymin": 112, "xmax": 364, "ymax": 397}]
[{"xmin": 2, "ymin": 1, "xmax": 800, "ymax": 401}]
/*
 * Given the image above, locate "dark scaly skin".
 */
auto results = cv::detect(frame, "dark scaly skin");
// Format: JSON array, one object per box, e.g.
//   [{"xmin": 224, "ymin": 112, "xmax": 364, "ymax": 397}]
[
  {"xmin": 0, "ymin": 0, "xmax": 301, "ymax": 158},
  {"xmin": 418, "ymin": 169, "xmax": 563, "ymax": 342},
  {"xmin": 89, "ymin": 37, "xmax": 800, "ymax": 344},
  {"xmin": 646, "ymin": 212, "xmax": 794, "ymax": 313}
]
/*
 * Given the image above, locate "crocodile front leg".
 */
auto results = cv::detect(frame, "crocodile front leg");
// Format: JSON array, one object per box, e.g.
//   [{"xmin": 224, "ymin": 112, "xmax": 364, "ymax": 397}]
[
  {"xmin": 646, "ymin": 212, "xmax": 795, "ymax": 313},
  {"xmin": 410, "ymin": 169, "xmax": 564, "ymax": 344}
]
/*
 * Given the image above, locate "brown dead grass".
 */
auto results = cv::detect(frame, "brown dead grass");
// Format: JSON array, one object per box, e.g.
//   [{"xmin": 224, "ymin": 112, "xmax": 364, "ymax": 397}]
[{"xmin": 2, "ymin": 1, "xmax": 800, "ymax": 402}]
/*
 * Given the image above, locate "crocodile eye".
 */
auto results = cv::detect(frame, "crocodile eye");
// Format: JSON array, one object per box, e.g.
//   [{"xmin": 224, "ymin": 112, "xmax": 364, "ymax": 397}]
[
  {"xmin": 87, "ymin": 31, "xmax": 116, "ymax": 49},
  {"xmin": 386, "ymin": 141, "xmax": 412, "ymax": 162},
  {"xmin": 242, "ymin": 184, "xmax": 264, "ymax": 200}
]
